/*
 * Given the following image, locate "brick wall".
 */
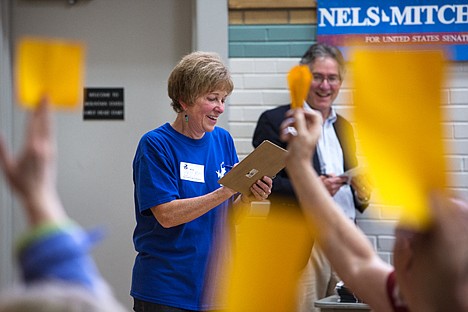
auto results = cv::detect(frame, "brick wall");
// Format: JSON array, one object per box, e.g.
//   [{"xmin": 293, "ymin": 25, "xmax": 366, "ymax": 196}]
[
  {"xmin": 228, "ymin": 0, "xmax": 316, "ymax": 58},
  {"xmin": 229, "ymin": 25, "xmax": 316, "ymax": 57},
  {"xmin": 229, "ymin": 0, "xmax": 316, "ymax": 25},
  {"xmin": 228, "ymin": 57, "xmax": 468, "ymax": 264},
  {"xmin": 229, "ymin": 8, "xmax": 316, "ymax": 25}
]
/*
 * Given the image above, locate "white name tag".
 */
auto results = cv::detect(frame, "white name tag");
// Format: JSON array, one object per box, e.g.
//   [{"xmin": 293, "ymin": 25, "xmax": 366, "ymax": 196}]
[{"xmin": 180, "ymin": 162, "xmax": 205, "ymax": 183}]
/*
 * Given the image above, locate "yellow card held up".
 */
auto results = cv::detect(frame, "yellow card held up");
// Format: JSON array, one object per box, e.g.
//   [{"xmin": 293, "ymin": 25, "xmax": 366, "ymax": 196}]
[
  {"xmin": 219, "ymin": 210, "xmax": 310, "ymax": 311},
  {"xmin": 288, "ymin": 64, "xmax": 312, "ymax": 109},
  {"xmin": 16, "ymin": 37, "xmax": 85, "ymax": 109},
  {"xmin": 351, "ymin": 49, "xmax": 447, "ymax": 230}
]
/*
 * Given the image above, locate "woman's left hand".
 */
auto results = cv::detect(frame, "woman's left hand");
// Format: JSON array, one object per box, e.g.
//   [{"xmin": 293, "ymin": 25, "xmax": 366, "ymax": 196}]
[{"xmin": 247, "ymin": 176, "xmax": 273, "ymax": 201}]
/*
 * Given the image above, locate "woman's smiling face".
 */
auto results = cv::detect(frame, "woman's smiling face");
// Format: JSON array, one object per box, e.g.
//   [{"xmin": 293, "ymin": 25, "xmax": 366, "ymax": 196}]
[
  {"xmin": 306, "ymin": 56, "xmax": 342, "ymax": 118},
  {"xmin": 185, "ymin": 90, "xmax": 228, "ymax": 137}
]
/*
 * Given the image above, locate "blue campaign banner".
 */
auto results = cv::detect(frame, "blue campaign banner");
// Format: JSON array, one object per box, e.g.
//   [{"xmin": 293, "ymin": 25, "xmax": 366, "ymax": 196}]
[{"xmin": 316, "ymin": 0, "xmax": 468, "ymax": 61}]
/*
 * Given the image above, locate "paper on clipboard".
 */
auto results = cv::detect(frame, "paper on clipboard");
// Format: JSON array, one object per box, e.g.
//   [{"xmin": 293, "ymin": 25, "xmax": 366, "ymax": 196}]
[{"xmin": 218, "ymin": 140, "xmax": 288, "ymax": 195}]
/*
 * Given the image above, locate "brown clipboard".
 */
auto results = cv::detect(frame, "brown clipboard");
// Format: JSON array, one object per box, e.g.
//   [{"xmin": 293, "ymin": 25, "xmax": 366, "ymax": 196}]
[{"xmin": 218, "ymin": 140, "xmax": 288, "ymax": 195}]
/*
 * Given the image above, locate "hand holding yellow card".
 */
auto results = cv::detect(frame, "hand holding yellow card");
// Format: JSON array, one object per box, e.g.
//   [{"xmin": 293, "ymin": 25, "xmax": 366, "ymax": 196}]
[
  {"xmin": 16, "ymin": 37, "xmax": 85, "ymax": 109},
  {"xmin": 351, "ymin": 48, "xmax": 447, "ymax": 230},
  {"xmin": 288, "ymin": 64, "xmax": 312, "ymax": 109}
]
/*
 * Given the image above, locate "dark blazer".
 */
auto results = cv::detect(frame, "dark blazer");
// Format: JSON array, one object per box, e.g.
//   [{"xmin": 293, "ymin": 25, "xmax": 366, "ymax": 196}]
[{"xmin": 252, "ymin": 104, "xmax": 368, "ymax": 214}]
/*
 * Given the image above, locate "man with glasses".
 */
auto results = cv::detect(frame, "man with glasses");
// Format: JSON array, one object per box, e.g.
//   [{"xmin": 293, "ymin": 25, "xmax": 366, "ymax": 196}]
[{"xmin": 252, "ymin": 43, "xmax": 372, "ymax": 312}]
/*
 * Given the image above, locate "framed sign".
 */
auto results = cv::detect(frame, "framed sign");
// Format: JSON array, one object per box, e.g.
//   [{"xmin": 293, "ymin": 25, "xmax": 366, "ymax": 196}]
[{"xmin": 83, "ymin": 88, "xmax": 124, "ymax": 120}]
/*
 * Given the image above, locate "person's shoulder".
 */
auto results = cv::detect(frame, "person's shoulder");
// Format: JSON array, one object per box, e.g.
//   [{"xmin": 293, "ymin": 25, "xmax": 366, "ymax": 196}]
[
  {"xmin": 213, "ymin": 125, "xmax": 229, "ymax": 134},
  {"xmin": 262, "ymin": 104, "xmax": 291, "ymax": 116},
  {"xmin": 138, "ymin": 123, "xmax": 171, "ymax": 145},
  {"xmin": 210, "ymin": 127, "xmax": 236, "ymax": 152},
  {"xmin": 212, "ymin": 126, "xmax": 234, "ymax": 140},
  {"xmin": 257, "ymin": 104, "xmax": 291, "ymax": 125},
  {"xmin": 336, "ymin": 113, "xmax": 349, "ymax": 122},
  {"xmin": 336, "ymin": 114, "xmax": 353, "ymax": 127},
  {"xmin": 143, "ymin": 123, "xmax": 170, "ymax": 136}
]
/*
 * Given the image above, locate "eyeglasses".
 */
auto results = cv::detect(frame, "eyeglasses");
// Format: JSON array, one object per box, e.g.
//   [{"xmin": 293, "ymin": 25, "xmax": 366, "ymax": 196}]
[{"xmin": 312, "ymin": 73, "xmax": 341, "ymax": 86}]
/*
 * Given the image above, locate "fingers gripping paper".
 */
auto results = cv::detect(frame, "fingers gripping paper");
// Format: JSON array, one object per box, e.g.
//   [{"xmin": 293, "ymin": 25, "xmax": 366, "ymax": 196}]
[
  {"xmin": 16, "ymin": 37, "xmax": 85, "ymax": 109},
  {"xmin": 351, "ymin": 49, "xmax": 447, "ymax": 230}
]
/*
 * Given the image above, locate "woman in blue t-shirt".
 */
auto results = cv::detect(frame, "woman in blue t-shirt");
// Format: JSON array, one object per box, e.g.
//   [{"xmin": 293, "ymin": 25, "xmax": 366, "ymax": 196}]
[{"xmin": 131, "ymin": 51, "xmax": 273, "ymax": 312}]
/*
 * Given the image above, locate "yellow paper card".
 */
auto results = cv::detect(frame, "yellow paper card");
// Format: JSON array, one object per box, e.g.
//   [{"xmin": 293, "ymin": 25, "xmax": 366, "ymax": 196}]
[
  {"xmin": 351, "ymin": 49, "xmax": 446, "ymax": 230},
  {"xmin": 220, "ymin": 210, "xmax": 310, "ymax": 311},
  {"xmin": 16, "ymin": 37, "xmax": 85, "ymax": 109},
  {"xmin": 288, "ymin": 64, "xmax": 312, "ymax": 109}
]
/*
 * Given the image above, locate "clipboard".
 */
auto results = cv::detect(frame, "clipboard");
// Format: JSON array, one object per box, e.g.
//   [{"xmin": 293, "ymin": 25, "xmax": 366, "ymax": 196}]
[{"xmin": 218, "ymin": 140, "xmax": 288, "ymax": 195}]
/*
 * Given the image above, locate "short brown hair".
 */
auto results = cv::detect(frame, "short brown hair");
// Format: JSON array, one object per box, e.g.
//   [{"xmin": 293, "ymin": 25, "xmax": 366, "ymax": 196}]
[{"xmin": 168, "ymin": 51, "xmax": 234, "ymax": 113}]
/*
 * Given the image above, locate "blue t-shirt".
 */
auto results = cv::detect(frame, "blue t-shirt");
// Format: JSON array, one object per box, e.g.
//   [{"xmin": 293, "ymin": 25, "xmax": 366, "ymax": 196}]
[{"xmin": 131, "ymin": 123, "xmax": 238, "ymax": 310}]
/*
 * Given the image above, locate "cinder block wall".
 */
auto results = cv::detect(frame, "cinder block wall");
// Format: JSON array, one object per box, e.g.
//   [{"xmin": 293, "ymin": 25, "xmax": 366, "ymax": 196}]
[{"xmin": 228, "ymin": 57, "xmax": 468, "ymax": 264}]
